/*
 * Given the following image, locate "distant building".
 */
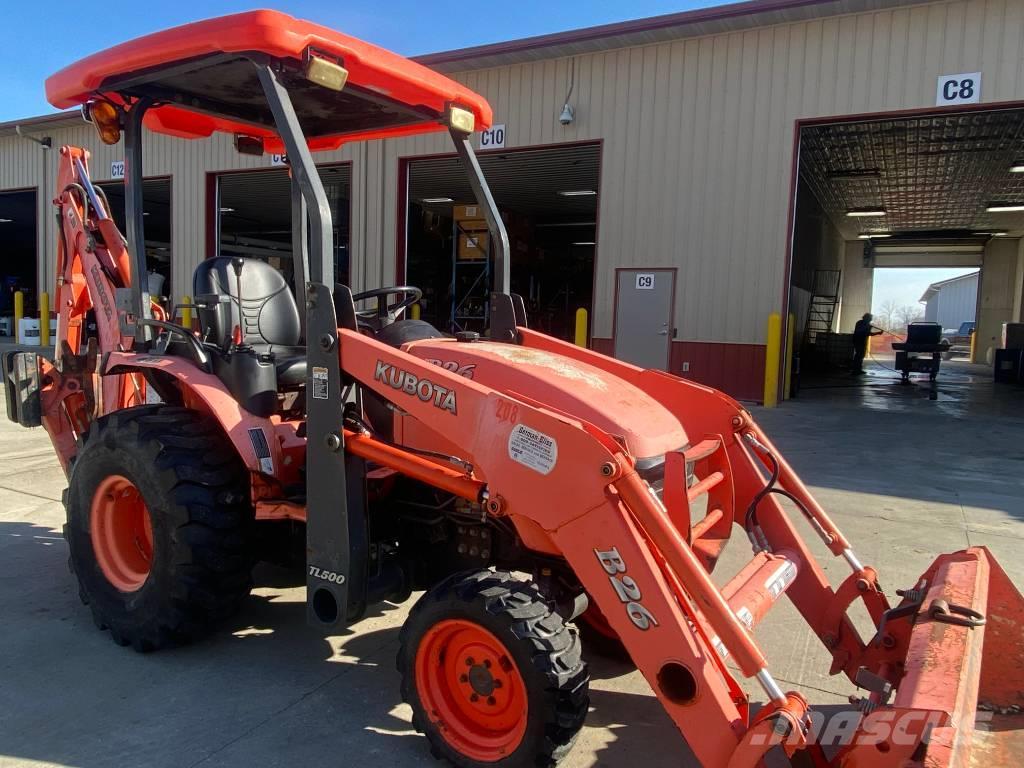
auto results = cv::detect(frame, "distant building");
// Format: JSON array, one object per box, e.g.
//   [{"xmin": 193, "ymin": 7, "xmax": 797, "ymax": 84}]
[{"xmin": 920, "ymin": 272, "xmax": 979, "ymax": 330}]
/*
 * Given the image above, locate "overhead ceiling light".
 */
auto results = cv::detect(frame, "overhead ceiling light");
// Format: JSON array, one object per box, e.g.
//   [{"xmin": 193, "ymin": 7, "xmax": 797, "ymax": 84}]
[
  {"xmin": 986, "ymin": 203, "xmax": 1024, "ymax": 212},
  {"xmin": 846, "ymin": 208, "xmax": 886, "ymax": 217},
  {"xmin": 994, "ymin": 232, "xmax": 1008, "ymax": 236},
  {"xmin": 219, "ymin": 206, "xmax": 235, "ymax": 213},
  {"xmin": 1010, "ymin": 165, "xmax": 1024, "ymax": 173},
  {"xmin": 572, "ymin": 241, "xmax": 596, "ymax": 246},
  {"xmin": 857, "ymin": 234, "xmax": 891, "ymax": 239},
  {"xmin": 142, "ymin": 211, "xmax": 150, "ymax": 217},
  {"xmin": 828, "ymin": 169, "xmax": 881, "ymax": 180},
  {"xmin": 421, "ymin": 197, "xmax": 453, "ymax": 204},
  {"xmin": 0, "ymin": 218, "xmax": 12, "ymax": 223},
  {"xmin": 557, "ymin": 190, "xmax": 597, "ymax": 197}
]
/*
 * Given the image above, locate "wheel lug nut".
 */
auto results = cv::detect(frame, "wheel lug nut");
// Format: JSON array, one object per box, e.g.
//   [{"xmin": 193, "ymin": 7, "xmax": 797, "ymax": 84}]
[
  {"xmin": 487, "ymin": 696, "xmax": 496, "ymax": 705},
  {"xmin": 460, "ymin": 674, "xmax": 469, "ymax": 683},
  {"xmin": 484, "ymin": 659, "xmax": 491, "ymax": 669},
  {"xmin": 470, "ymin": 694, "xmax": 479, "ymax": 702},
  {"xmin": 465, "ymin": 657, "xmax": 474, "ymax": 666},
  {"xmin": 493, "ymin": 680, "xmax": 503, "ymax": 689}
]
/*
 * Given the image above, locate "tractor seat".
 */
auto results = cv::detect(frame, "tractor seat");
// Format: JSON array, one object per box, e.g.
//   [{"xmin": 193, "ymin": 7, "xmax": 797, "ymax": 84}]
[{"xmin": 193, "ymin": 256, "xmax": 306, "ymax": 387}]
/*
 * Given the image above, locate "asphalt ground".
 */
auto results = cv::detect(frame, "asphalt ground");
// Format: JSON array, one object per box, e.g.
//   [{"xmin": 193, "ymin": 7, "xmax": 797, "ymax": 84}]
[{"xmin": 1, "ymin": 363, "xmax": 1022, "ymax": 767}]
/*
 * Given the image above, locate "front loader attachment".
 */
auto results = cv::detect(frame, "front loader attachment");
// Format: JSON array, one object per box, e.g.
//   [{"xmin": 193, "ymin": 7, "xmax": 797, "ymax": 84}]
[
  {"xmin": 506, "ymin": 329, "xmax": 1024, "ymax": 768},
  {"xmin": 844, "ymin": 546, "xmax": 1024, "ymax": 768}
]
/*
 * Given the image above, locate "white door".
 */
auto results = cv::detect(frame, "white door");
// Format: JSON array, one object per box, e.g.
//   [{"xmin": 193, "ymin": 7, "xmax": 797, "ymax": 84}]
[{"xmin": 613, "ymin": 270, "xmax": 675, "ymax": 369}]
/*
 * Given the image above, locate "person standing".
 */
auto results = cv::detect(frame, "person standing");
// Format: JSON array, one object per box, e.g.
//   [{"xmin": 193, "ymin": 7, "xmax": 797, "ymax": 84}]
[{"xmin": 852, "ymin": 313, "xmax": 883, "ymax": 374}]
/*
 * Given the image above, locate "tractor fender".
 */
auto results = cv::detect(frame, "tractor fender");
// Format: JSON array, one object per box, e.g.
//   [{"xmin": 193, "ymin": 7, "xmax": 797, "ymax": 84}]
[{"xmin": 103, "ymin": 352, "xmax": 280, "ymax": 477}]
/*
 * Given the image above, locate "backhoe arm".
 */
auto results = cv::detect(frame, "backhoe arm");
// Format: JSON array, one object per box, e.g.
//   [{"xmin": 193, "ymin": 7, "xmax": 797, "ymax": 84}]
[{"xmin": 40, "ymin": 147, "xmax": 144, "ymax": 471}]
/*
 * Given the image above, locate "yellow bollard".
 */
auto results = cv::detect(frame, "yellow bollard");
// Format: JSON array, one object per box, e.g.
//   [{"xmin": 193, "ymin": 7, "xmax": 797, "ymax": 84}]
[
  {"xmin": 763, "ymin": 313, "xmax": 782, "ymax": 408},
  {"xmin": 574, "ymin": 307, "xmax": 588, "ymax": 347},
  {"xmin": 14, "ymin": 290, "xmax": 23, "ymax": 340},
  {"xmin": 410, "ymin": 302, "xmax": 421, "ymax": 321},
  {"xmin": 783, "ymin": 312, "xmax": 795, "ymax": 400},
  {"xmin": 969, "ymin": 326, "xmax": 977, "ymax": 363},
  {"xmin": 181, "ymin": 295, "xmax": 192, "ymax": 329},
  {"xmin": 39, "ymin": 292, "xmax": 50, "ymax": 346}
]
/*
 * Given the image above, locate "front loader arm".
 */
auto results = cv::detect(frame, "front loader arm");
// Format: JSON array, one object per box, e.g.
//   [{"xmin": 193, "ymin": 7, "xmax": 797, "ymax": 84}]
[
  {"xmin": 517, "ymin": 329, "xmax": 889, "ymax": 681},
  {"xmin": 517, "ymin": 329, "xmax": 1024, "ymax": 768}
]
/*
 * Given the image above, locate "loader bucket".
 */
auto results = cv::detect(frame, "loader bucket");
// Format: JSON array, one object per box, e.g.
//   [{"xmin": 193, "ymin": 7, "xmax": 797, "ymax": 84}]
[{"xmin": 884, "ymin": 547, "xmax": 1024, "ymax": 768}]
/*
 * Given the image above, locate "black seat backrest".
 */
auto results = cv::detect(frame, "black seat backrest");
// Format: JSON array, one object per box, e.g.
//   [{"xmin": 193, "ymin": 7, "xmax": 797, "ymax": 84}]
[
  {"xmin": 906, "ymin": 322, "xmax": 942, "ymax": 346},
  {"xmin": 193, "ymin": 257, "xmax": 300, "ymax": 350}
]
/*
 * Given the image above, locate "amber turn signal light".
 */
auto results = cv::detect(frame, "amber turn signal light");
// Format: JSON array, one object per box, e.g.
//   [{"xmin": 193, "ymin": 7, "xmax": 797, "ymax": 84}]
[{"xmin": 85, "ymin": 101, "xmax": 122, "ymax": 146}]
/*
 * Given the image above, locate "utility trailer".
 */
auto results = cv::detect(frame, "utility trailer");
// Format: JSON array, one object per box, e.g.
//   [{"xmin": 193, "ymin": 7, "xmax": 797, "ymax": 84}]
[{"xmin": 4, "ymin": 11, "xmax": 1022, "ymax": 767}]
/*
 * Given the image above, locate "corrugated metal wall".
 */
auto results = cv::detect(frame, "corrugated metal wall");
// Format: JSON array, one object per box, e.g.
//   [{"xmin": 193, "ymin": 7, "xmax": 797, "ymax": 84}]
[
  {"xmin": 4, "ymin": 0, "xmax": 1024, "ymax": 347},
  {"xmin": 377, "ymin": 0, "xmax": 1024, "ymax": 344},
  {"xmin": 925, "ymin": 273, "xmax": 979, "ymax": 327}
]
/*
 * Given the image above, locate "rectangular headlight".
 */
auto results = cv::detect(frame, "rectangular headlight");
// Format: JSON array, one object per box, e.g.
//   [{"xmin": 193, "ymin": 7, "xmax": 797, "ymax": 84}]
[
  {"xmin": 306, "ymin": 56, "xmax": 349, "ymax": 92},
  {"xmin": 448, "ymin": 106, "xmax": 475, "ymax": 134}
]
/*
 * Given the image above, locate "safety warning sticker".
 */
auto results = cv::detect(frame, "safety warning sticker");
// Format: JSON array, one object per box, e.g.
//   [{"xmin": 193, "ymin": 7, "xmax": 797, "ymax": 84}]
[
  {"xmin": 312, "ymin": 366, "xmax": 329, "ymax": 400},
  {"xmin": 735, "ymin": 606, "xmax": 754, "ymax": 630},
  {"xmin": 764, "ymin": 559, "xmax": 798, "ymax": 599},
  {"xmin": 710, "ymin": 635, "xmax": 729, "ymax": 660},
  {"xmin": 507, "ymin": 424, "xmax": 558, "ymax": 475}
]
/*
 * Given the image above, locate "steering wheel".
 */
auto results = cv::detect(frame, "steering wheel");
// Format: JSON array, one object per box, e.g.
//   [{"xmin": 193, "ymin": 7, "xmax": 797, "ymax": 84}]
[{"xmin": 351, "ymin": 286, "xmax": 422, "ymax": 330}]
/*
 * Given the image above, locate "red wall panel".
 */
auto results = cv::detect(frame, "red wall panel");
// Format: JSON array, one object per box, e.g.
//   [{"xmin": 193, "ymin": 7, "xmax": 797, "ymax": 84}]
[{"xmin": 590, "ymin": 337, "xmax": 765, "ymax": 402}]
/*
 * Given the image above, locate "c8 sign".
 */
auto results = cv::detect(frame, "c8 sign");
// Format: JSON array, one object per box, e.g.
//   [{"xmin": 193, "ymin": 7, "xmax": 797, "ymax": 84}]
[{"xmin": 936, "ymin": 73, "xmax": 981, "ymax": 106}]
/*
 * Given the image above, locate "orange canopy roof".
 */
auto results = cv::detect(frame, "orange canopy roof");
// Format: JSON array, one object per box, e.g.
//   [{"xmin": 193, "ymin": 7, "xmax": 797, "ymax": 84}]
[{"xmin": 45, "ymin": 10, "xmax": 492, "ymax": 152}]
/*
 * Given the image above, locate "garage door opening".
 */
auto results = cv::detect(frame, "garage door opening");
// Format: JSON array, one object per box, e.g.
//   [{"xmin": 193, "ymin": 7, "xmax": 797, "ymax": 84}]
[
  {"xmin": 786, "ymin": 107, "xmax": 1024, "ymax": 401},
  {"xmin": 217, "ymin": 164, "xmax": 351, "ymax": 287},
  {"xmin": 402, "ymin": 143, "xmax": 599, "ymax": 340},
  {"xmin": 0, "ymin": 189, "xmax": 38, "ymax": 324},
  {"xmin": 97, "ymin": 178, "xmax": 172, "ymax": 302}
]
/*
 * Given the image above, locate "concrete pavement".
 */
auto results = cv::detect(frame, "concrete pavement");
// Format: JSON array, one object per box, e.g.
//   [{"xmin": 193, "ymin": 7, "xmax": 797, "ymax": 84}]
[{"xmin": 1, "ymin": 365, "xmax": 1022, "ymax": 767}]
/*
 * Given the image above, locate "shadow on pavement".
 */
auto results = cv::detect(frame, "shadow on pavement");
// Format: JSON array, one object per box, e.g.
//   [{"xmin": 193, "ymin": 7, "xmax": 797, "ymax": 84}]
[{"xmin": 0, "ymin": 523, "xmax": 689, "ymax": 768}]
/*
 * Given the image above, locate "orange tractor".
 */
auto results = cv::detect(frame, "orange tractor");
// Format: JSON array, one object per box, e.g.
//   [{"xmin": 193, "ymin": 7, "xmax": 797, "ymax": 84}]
[{"xmin": 5, "ymin": 11, "xmax": 1022, "ymax": 767}]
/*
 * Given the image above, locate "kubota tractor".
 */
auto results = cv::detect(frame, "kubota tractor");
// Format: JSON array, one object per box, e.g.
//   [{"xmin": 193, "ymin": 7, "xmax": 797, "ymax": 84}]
[{"xmin": 5, "ymin": 11, "xmax": 1022, "ymax": 768}]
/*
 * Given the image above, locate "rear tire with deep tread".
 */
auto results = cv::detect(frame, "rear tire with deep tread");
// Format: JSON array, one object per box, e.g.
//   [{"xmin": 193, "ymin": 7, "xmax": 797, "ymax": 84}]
[
  {"xmin": 64, "ymin": 405, "xmax": 253, "ymax": 651},
  {"xmin": 398, "ymin": 570, "xmax": 589, "ymax": 767}
]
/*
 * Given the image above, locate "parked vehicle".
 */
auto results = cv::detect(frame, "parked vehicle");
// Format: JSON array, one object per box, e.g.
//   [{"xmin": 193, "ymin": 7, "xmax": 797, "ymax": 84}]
[{"xmin": 941, "ymin": 321, "xmax": 975, "ymax": 359}]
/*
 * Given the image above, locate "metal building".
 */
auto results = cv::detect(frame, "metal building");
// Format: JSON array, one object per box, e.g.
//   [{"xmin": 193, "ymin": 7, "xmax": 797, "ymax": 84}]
[
  {"xmin": 3, "ymin": 0, "xmax": 1024, "ymax": 401},
  {"xmin": 921, "ymin": 271, "xmax": 979, "ymax": 329}
]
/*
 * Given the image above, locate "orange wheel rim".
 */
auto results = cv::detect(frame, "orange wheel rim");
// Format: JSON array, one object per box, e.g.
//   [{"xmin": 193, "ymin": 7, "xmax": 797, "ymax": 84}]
[
  {"xmin": 414, "ymin": 618, "xmax": 528, "ymax": 761},
  {"xmin": 89, "ymin": 474, "xmax": 153, "ymax": 592}
]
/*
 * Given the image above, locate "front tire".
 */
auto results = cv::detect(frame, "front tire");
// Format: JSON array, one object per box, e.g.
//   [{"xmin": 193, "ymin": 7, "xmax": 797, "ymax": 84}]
[
  {"xmin": 64, "ymin": 405, "xmax": 253, "ymax": 651},
  {"xmin": 398, "ymin": 570, "xmax": 589, "ymax": 767}
]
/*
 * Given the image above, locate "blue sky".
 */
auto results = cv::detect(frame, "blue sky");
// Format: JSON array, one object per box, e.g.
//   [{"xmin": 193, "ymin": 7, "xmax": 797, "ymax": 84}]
[{"xmin": 2, "ymin": 0, "xmax": 716, "ymax": 121}]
